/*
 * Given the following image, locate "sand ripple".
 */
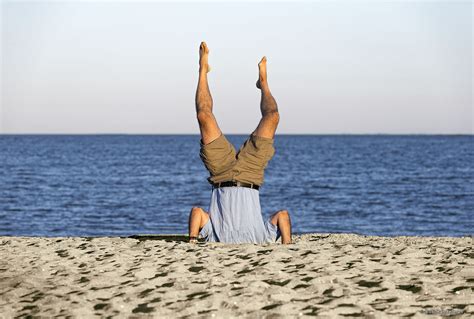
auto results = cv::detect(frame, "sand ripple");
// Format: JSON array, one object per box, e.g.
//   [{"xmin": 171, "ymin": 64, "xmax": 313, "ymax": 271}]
[{"xmin": 0, "ymin": 234, "xmax": 472, "ymax": 317}]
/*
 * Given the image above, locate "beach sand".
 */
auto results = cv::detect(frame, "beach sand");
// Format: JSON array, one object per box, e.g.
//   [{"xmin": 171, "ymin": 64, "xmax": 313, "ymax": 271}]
[{"xmin": 0, "ymin": 234, "xmax": 472, "ymax": 318}]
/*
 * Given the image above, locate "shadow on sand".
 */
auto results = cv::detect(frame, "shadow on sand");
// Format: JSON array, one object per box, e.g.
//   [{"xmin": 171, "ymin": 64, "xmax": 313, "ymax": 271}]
[{"xmin": 127, "ymin": 234, "xmax": 203, "ymax": 243}]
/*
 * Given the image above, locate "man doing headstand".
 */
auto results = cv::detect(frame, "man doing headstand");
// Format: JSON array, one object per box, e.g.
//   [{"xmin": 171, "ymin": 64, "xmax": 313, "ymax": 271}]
[{"xmin": 188, "ymin": 42, "xmax": 292, "ymax": 244}]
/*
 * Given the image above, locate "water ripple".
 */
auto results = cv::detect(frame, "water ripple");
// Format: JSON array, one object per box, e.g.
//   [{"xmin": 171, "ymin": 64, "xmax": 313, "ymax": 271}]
[{"xmin": 0, "ymin": 135, "xmax": 473, "ymax": 237}]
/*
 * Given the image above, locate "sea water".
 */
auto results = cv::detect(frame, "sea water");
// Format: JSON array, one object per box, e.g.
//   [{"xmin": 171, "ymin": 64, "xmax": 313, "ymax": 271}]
[{"xmin": 0, "ymin": 135, "xmax": 472, "ymax": 237}]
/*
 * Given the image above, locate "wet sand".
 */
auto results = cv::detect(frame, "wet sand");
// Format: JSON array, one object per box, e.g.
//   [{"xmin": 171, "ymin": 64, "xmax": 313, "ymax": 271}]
[{"xmin": 0, "ymin": 234, "xmax": 472, "ymax": 318}]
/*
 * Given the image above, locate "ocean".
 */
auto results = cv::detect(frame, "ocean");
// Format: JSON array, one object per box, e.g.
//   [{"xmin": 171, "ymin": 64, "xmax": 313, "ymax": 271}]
[{"xmin": 0, "ymin": 135, "xmax": 472, "ymax": 237}]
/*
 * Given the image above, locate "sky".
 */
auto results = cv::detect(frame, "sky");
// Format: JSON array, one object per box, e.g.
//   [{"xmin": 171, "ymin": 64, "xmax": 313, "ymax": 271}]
[{"xmin": 1, "ymin": 0, "xmax": 472, "ymax": 134}]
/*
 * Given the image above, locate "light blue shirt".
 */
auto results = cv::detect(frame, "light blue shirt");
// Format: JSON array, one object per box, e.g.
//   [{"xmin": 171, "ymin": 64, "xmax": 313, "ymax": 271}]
[{"xmin": 200, "ymin": 187, "xmax": 278, "ymax": 244}]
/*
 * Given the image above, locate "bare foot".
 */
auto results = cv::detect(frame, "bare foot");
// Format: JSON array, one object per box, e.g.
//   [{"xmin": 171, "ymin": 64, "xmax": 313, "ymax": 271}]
[
  {"xmin": 256, "ymin": 56, "xmax": 267, "ymax": 89},
  {"xmin": 199, "ymin": 42, "xmax": 211, "ymax": 73}
]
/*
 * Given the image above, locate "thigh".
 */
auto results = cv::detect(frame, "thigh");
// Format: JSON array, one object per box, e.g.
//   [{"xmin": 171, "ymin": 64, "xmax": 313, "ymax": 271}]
[
  {"xmin": 200, "ymin": 134, "xmax": 236, "ymax": 178},
  {"xmin": 253, "ymin": 113, "xmax": 279, "ymax": 139},
  {"xmin": 197, "ymin": 112, "xmax": 222, "ymax": 145},
  {"xmin": 234, "ymin": 134, "xmax": 275, "ymax": 185}
]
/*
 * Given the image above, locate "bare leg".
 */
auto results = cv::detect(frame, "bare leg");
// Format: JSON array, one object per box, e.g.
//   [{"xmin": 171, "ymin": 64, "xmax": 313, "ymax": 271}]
[
  {"xmin": 195, "ymin": 42, "xmax": 222, "ymax": 145},
  {"xmin": 270, "ymin": 210, "xmax": 292, "ymax": 244},
  {"xmin": 188, "ymin": 207, "xmax": 209, "ymax": 242},
  {"xmin": 253, "ymin": 57, "xmax": 280, "ymax": 139}
]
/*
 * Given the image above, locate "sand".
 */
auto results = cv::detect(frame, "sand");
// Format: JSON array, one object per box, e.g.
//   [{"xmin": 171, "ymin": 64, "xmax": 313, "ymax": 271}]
[{"xmin": 0, "ymin": 234, "xmax": 472, "ymax": 318}]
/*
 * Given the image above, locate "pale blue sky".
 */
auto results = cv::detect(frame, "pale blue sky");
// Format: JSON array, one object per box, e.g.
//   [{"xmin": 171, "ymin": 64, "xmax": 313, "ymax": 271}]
[{"xmin": 1, "ymin": 1, "xmax": 472, "ymax": 134}]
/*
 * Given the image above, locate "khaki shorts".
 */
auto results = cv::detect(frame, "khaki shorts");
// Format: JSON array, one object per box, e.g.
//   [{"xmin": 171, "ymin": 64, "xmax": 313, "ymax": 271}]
[{"xmin": 199, "ymin": 134, "xmax": 275, "ymax": 186}]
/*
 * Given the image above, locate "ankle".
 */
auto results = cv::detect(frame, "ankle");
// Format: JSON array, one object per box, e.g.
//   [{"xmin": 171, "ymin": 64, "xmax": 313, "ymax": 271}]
[{"xmin": 260, "ymin": 84, "xmax": 270, "ymax": 93}]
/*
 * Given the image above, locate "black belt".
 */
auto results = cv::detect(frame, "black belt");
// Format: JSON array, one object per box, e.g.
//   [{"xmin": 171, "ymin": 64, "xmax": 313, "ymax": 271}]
[{"xmin": 212, "ymin": 180, "xmax": 260, "ymax": 190}]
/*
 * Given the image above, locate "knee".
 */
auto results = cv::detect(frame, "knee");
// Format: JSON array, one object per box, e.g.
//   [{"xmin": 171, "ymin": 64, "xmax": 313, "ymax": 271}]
[
  {"xmin": 264, "ymin": 111, "xmax": 280, "ymax": 124},
  {"xmin": 196, "ymin": 110, "xmax": 213, "ymax": 124}
]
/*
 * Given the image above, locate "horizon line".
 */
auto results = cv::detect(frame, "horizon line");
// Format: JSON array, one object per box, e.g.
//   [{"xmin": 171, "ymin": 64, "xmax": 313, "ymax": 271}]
[{"xmin": 1, "ymin": 133, "xmax": 473, "ymax": 136}]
